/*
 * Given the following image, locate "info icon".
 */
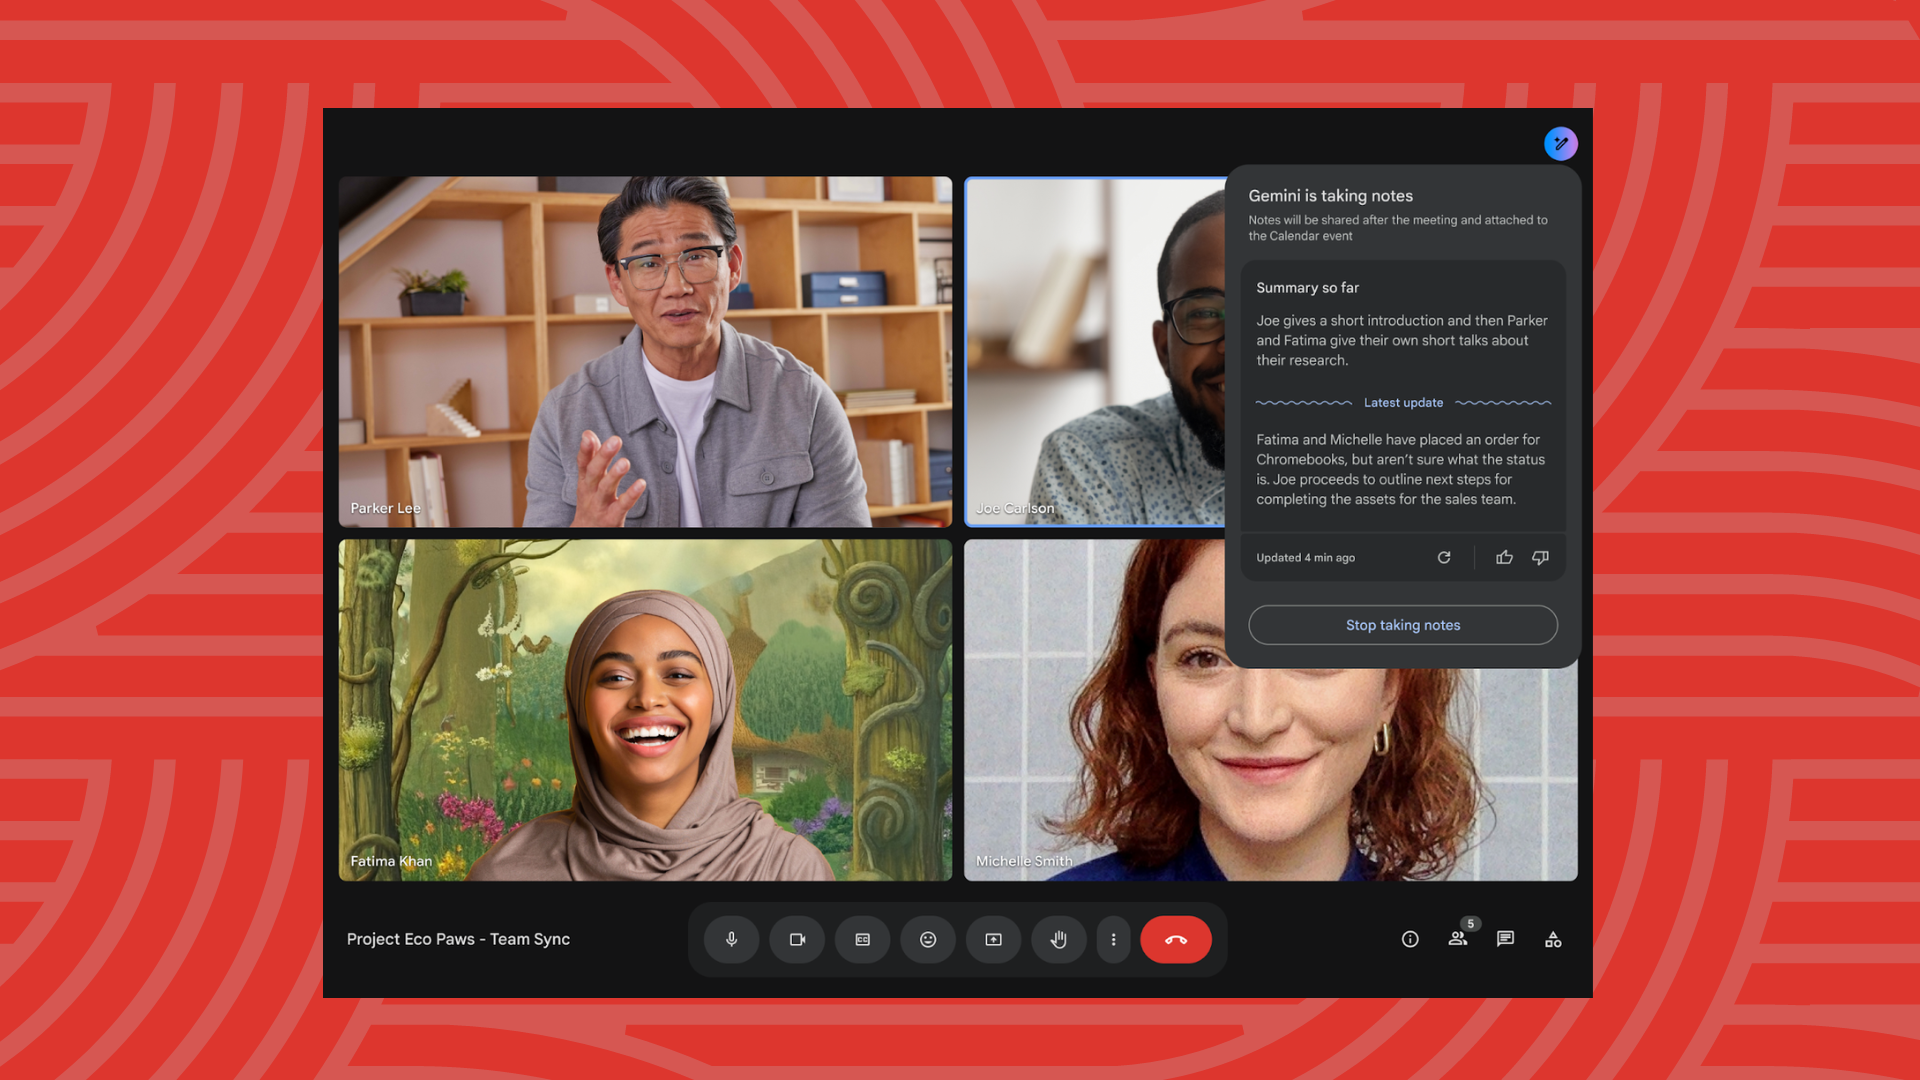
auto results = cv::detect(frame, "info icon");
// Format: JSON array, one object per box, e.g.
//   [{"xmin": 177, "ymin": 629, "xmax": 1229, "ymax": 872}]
[{"xmin": 1545, "ymin": 126, "xmax": 1579, "ymax": 161}]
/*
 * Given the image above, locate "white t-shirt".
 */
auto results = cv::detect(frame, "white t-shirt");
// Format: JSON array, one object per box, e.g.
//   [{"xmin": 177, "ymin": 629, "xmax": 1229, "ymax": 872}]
[{"xmin": 640, "ymin": 350, "xmax": 716, "ymax": 527}]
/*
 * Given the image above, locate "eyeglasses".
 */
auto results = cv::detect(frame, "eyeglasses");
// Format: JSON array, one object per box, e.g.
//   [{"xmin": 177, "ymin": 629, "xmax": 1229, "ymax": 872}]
[
  {"xmin": 1161, "ymin": 290, "xmax": 1226, "ymax": 346},
  {"xmin": 615, "ymin": 245, "xmax": 727, "ymax": 291}
]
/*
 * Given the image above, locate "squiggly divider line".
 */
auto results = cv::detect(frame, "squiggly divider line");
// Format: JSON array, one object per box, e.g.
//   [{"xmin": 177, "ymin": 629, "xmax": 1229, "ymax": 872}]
[
  {"xmin": 1253, "ymin": 400, "xmax": 1352, "ymax": 405},
  {"xmin": 1455, "ymin": 401, "xmax": 1553, "ymax": 405}
]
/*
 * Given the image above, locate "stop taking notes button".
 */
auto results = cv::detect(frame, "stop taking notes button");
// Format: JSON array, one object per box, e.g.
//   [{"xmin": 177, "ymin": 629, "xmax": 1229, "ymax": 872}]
[{"xmin": 1141, "ymin": 915, "xmax": 1213, "ymax": 964}]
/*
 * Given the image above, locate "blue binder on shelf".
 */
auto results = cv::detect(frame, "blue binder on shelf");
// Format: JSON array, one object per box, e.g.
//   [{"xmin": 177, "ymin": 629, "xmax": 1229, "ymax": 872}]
[{"xmin": 802, "ymin": 271, "xmax": 887, "ymax": 308}]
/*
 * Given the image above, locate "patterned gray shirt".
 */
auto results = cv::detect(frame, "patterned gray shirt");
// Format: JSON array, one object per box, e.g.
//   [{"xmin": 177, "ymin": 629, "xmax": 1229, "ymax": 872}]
[{"xmin": 1026, "ymin": 393, "xmax": 1225, "ymax": 525}]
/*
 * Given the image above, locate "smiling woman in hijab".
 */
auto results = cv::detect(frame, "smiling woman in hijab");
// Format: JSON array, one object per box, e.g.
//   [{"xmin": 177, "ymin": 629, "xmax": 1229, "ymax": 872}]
[{"xmin": 467, "ymin": 590, "xmax": 833, "ymax": 881}]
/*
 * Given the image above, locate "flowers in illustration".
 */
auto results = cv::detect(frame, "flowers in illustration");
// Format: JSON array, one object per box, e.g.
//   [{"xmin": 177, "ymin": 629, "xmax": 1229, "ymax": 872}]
[{"xmin": 437, "ymin": 790, "xmax": 506, "ymax": 845}]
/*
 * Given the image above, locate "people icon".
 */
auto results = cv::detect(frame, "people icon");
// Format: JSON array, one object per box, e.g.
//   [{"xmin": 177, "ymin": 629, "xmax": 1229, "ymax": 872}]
[{"xmin": 1449, "ymin": 930, "xmax": 1468, "ymax": 946}]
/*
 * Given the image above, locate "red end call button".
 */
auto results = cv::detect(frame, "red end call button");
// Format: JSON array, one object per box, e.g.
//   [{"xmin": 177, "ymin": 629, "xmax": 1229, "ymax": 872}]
[{"xmin": 1141, "ymin": 915, "xmax": 1213, "ymax": 964}]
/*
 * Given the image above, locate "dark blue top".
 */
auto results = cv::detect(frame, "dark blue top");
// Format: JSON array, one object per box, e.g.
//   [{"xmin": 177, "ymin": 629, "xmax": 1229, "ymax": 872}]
[{"xmin": 1049, "ymin": 832, "xmax": 1376, "ymax": 882}]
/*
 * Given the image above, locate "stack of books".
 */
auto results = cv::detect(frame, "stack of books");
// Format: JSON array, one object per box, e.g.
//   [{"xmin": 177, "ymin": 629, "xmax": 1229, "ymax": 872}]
[
  {"xmin": 840, "ymin": 388, "xmax": 917, "ymax": 410},
  {"xmin": 856, "ymin": 439, "xmax": 916, "ymax": 508},
  {"xmin": 407, "ymin": 451, "xmax": 451, "ymax": 527}
]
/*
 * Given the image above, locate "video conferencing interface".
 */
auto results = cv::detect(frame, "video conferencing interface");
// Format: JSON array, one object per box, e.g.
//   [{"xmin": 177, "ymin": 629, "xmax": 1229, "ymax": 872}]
[{"xmin": 325, "ymin": 109, "xmax": 1592, "ymax": 1000}]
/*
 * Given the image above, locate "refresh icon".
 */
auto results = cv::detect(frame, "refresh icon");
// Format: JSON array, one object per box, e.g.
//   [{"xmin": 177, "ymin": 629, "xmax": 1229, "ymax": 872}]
[{"xmin": 1436, "ymin": 550, "xmax": 1452, "ymax": 565}]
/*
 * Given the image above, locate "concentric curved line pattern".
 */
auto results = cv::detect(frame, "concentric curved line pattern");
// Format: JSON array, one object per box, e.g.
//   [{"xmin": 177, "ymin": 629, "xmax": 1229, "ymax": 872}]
[
  {"xmin": 1593, "ymin": 83, "xmax": 1728, "ymax": 427},
  {"xmin": 1594, "ymin": 761, "xmax": 1663, "ymax": 982},
  {"xmin": 0, "ymin": 761, "xmax": 109, "ymax": 989},
  {"xmin": 0, "ymin": 84, "xmax": 171, "ymax": 394},
  {"xmin": 338, "ymin": 999, "xmax": 1338, "ymax": 1077},
  {"xmin": 0, "ymin": 82, "xmax": 241, "ymax": 475},
  {"xmin": 1688, "ymin": 761, "xmax": 1920, "ymax": 1071},
  {"xmin": 1286, "ymin": 997, "xmax": 1428, "ymax": 1078},
  {"xmin": 1598, "ymin": 634, "xmax": 1919, "ymax": 691},
  {"xmin": 0, "ymin": 85, "xmax": 109, "ymax": 314},
  {"xmin": 1487, "ymin": 761, "xmax": 1659, "ymax": 1079},
  {"xmin": 229, "ymin": 928, "xmax": 325, "ymax": 1080},
  {"xmin": 1593, "ymin": 83, "xmax": 1662, "ymax": 309},
  {"xmin": 1585, "ymin": 760, "xmax": 1727, "ymax": 1080},
  {"xmin": 1405, "ymin": 997, "xmax": 1510, "ymax": 1080},
  {"xmin": 0, "ymin": 12, "xmax": 1912, "ymax": 1078},
  {"xmin": 765, "ymin": 0, "xmax": 873, "ymax": 106},
  {"xmin": 0, "ymin": 305, "xmax": 316, "ymax": 638},
  {"xmin": 0, "ymin": 761, "xmax": 170, "ymax": 1069},
  {"xmin": 144, "ymin": 760, "xmax": 305, "ymax": 1080},
  {"xmin": 656, "ymin": 0, "xmax": 797, "ymax": 107},
  {"xmin": 854, "ymin": 0, "xmax": 944, "ymax": 105},
  {"xmin": 48, "ymin": 760, "xmax": 242, "ymax": 1078},
  {"xmin": 934, "ymin": 0, "xmax": 1015, "ymax": 107},
  {"xmin": 0, "ymin": 86, "xmax": 312, "ymax": 613}
]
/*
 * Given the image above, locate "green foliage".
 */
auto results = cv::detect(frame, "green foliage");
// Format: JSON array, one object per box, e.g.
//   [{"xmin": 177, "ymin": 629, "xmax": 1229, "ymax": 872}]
[
  {"xmin": 883, "ymin": 747, "xmax": 926, "ymax": 777},
  {"xmin": 765, "ymin": 773, "xmax": 832, "ymax": 825},
  {"xmin": 807, "ymin": 812, "xmax": 853, "ymax": 854},
  {"xmin": 940, "ymin": 645, "xmax": 952, "ymax": 766},
  {"xmin": 392, "ymin": 267, "xmax": 469, "ymax": 295},
  {"xmin": 509, "ymin": 641, "xmax": 568, "ymax": 725},
  {"xmin": 841, "ymin": 660, "xmax": 887, "ymax": 697},
  {"xmin": 739, "ymin": 621, "xmax": 848, "ymax": 741},
  {"xmin": 354, "ymin": 549, "xmax": 396, "ymax": 591},
  {"xmin": 396, "ymin": 701, "xmax": 575, "ymax": 880},
  {"xmin": 339, "ymin": 716, "xmax": 382, "ymax": 770}
]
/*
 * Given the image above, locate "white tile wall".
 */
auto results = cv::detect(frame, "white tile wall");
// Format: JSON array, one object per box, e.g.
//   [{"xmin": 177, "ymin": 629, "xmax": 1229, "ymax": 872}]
[{"xmin": 962, "ymin": 539, "xmax": 1579, "ymax": 881}]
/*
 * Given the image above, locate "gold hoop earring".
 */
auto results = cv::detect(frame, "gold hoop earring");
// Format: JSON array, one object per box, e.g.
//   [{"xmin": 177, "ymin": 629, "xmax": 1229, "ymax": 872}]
[{"xmin": 1373, "ymin": 722, "xmax": 1392, "ymax": 757}]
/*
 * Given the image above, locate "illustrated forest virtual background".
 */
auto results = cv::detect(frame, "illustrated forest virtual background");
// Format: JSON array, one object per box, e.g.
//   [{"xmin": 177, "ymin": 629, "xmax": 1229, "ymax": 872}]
[{"xmin": 338, "ymin": 539, "xmax": 953, "ymax": 881}]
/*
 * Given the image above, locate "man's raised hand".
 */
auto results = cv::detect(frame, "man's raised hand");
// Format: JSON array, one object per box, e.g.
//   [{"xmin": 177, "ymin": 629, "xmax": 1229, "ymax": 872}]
[{"xmin": 570, "ymin": 430, "xmax": 646, "ymax": 527}]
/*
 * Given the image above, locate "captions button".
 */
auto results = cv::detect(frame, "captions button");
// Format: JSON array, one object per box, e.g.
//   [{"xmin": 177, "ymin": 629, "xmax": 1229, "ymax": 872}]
[
  {"xmin": 1141, "ymin": 915, "xmax": 1213, "ymax": 964},
  {"xmin": 835, "ymin": 915, "xmax": 891, "ymax": 964}
]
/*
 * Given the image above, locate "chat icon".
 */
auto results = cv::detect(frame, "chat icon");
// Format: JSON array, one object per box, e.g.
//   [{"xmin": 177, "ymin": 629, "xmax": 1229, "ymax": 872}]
[{"xmin": 1497, "ymin": 930, "xmax": 1515, "ymax": 946}]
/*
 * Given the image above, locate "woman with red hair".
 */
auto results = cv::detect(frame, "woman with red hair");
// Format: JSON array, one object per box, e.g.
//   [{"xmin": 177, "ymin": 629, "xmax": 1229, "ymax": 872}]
[{"xmin": 1048, "ymin": 539, "xmax": 1480, "ymax": 881}]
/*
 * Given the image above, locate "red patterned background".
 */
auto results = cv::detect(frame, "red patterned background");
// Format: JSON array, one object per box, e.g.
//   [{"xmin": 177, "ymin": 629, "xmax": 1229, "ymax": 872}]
[{"xmin": 2, "ymin": 1, "xmax": 1917, "ymax": 1076}]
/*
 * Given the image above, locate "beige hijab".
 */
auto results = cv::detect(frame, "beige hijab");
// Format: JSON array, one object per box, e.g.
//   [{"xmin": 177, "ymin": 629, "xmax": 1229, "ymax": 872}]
[{"xmin": 469, "ymin": 590, "xmax": 832, "ymax": 881}]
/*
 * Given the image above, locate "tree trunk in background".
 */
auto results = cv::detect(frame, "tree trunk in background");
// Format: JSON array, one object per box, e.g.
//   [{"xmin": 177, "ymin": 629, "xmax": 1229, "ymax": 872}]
[
  {"xmin": 339, "ymin": 538, "xmax": 402, "ymax": 880},
  {"xmin": 407, "ymin": 540, "xmax": 502, "ymax": 799},
  {"xmin": 827, "ymin": 539, "xmax": 952, "ymax": 881}
]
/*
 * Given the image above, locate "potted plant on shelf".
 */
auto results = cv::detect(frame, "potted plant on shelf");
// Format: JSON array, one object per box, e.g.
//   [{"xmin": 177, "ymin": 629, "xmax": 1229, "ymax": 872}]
[{"xmin": 394, "ymin": 268, "xmax": 471, "ymax": 317}]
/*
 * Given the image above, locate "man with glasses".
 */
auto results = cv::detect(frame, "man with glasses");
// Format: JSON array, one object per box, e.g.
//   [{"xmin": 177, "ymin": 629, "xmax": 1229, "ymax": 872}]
[
  {"xmin": 524, "ymin": 176, "xmax": 869, "ymax": 527},
  {"xmin": 1027, "ymin": 190, "xmax": 1227, "ymax": 524}
]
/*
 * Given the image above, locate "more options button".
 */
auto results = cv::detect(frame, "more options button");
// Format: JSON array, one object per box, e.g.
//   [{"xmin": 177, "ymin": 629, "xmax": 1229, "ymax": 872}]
[{"xmin": 1248, "ymin": 605, "xmax": 1558, "ymax": 646}]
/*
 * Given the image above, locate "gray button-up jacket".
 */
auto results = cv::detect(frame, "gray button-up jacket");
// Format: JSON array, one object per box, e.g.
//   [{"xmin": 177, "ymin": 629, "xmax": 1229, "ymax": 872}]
[{"xmin": 524, "ymin": 323, "xmax": 872, "ymax": 527}]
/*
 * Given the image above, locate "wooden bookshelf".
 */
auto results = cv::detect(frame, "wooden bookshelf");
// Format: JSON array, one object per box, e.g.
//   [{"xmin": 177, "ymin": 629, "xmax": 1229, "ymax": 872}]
[{"xmin": 338, "ymin": 178, "xmax": 954, "ymax": 527}]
